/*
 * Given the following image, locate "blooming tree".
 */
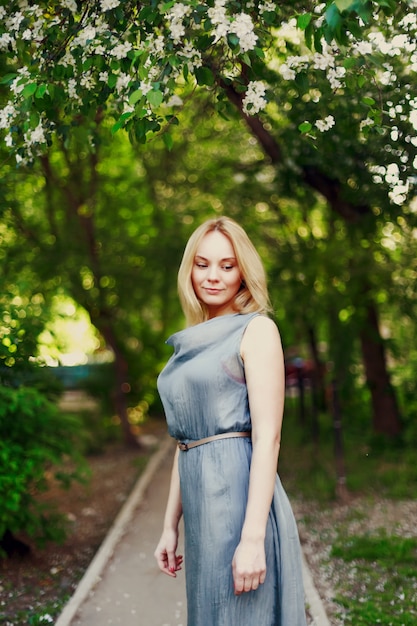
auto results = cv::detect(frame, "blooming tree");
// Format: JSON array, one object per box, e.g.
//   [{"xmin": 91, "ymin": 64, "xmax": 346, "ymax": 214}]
[{"xmin": 1, "ymin": 0, "xmax": 415, "ymax": 165}]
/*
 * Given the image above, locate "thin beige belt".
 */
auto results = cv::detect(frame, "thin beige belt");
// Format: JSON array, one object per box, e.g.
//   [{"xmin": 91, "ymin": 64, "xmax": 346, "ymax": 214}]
[{"xmin": 177, "ymin": 431, "xmax": 251, "ymax": 452}]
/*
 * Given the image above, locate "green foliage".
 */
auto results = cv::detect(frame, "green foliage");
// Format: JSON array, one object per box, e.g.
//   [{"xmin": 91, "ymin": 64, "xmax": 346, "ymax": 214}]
[
  {"xmin": 331, "ymin": 534, "xmax": 417, "ymax": 624},
  {"xmin": 332, "ymin": 534, "xmax": 417, "ymax": 564},
  {"xmin": 280, "ymin": 392, "xmax": 417, "ymax": 501},
  {"xmin": 0, "ymin": 386, "xmax": 88, "ymax": 551},
  {"xmin": 0, "ymin": 0, "xmax": 414, "ymax": 161}
]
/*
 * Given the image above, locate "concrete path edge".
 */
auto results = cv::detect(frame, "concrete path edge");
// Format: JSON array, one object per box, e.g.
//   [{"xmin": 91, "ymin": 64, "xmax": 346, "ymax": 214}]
[
  {"xmin": 55, "ymin": 435, "xmax": 174, "ymax": 626},
  {"xmin": 55, "ymin": 434, "xmax": 331, "ymax": 625}
]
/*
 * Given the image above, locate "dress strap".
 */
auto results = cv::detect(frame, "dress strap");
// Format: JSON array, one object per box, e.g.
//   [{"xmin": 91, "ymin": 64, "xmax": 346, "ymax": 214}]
[{"xmin": 177, "ymin": 431, "xmax": 251, "ymax": 452}]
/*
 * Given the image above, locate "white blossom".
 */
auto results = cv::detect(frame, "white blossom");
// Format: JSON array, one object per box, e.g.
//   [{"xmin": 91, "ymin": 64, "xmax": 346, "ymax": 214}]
[
  {"xmin": 231, "ymin": 13, "xmax": 257, "ymax": 52},
  {"xmin": 22, "ymin": 28, "xmax": 33, "ymax": 40},
  {"xmin": 99, "ymin": 71, "xmax": 109, "ymax": 82},
  {"xmin": 73, "ymin": 25, "xmax": 97, "ymax": 46},
  {"xmin": 58, "ymin": 50, "xmax": 77, "ymax": 69},
  {"xmin": 313, "ymin": 51, "xmax": 335, "ymax": 71},
  {"xmin": 213, "ymin": 21, "xmax": 230, "ymax": 42},
  {"xmin": 0, "ymin": 33, "xmax": 15, "ymax": 51},
  {"xmin": 168, "ymin": 3, "xmax": 192, "ymax": 21},
  {"xmin": 327, "ymin": 66, "xmax": 346, "ymax": 90},
  {"xmin": 10, "ymin": 78, "xmax": 25, "ymax": 95},
  {"xmin": 80, "ymin": 74, "xmax": 95, "ymax": 90},
  {"xmin": 287, "ymin": 55, "xmax": 309, "ymax": 69},
  {"xmin": 0, "ymin": 7, "xmax": 6, "ymax": 19},
  {"xmin": 148, "ymin": 35, "xmax": 165, "ymax": 56},
  {"xmin": 139, "ymin": 81, "xmax": 152, "ymax": 95},
  {"xmin": 181, "ymin": 42, "xmax": 202, "ymax": 69},
  {"xmin": 168, "ymin": 20, "xmax": 186, "ymax": 42},
  {"xmin": 67, "ymin": 79, "xmax": 80, "ymax": 100},
  {"xmin": 259, "ymin": 2, "xmax": 275, "ymax": 13},
  {"xmin": 400, "ymin": 12, "xmax": 417, "ymax": 28},
  {"xmin": 94, "ymin": 44, "xmax": 106, "ymax": 56},
  {"xmin": 166, "ymin": 95, "xmax": 183, "ymax": 107},
  {"xmin": 279, "ymin": 64, "xmax": 296, "ymax": 81},
  {"xmin": 0, "ymin": 104, "xmax": 17, "ymax": 130},
  {"xmin": 24, "ymin": 122, "xmax": 46, "ymax": 146},
  {"xmin": 6, "ymin": 12, "xmax": 25, "ymax": 31},
  {"xmin": 242, "ymin": 80, "xmax": 267, "ymax": 115},
  {"xmin": 61, "ymin": 0, "xmax": 78, "ymax": 12},
  {"xmin": 315, "ymin": 115, "xmax": 335, "ymax": 132},
  {"xmin": 360, "ymin": 117, "xmax": 374, "ymax": 131},
  {"xmin": 208, "ymin": 0, "xmax": 227, "ymax": 25},
  {"xmin": 4, "ymin": 133, "xmax": 13, "ymax": 147},
  {"xmin": 353, "ymin": 41, "xmax": 373, "ymax": 55},
  {"xmin": 100, "ymin": 0, "xmax": 120, "ymax": 10},
  {"xmin": 115, "ymin": 72, "xmax": 130, "ymax": 93},
  {"xmin": 110, "ymin": 42, "xmax": 133, "ymax": 60}
]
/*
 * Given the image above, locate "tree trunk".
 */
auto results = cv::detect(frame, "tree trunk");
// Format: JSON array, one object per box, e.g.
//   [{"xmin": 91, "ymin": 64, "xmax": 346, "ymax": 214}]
[
  {"xmin": 99, "ymin": 322, "xmax": 140, "ymax": 449},
  {"xmin": 359, "ymin": 303, "xmax": 401, "ymax": 436}
]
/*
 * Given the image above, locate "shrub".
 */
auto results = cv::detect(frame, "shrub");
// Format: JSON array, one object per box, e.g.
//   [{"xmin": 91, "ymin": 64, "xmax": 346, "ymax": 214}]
[{"xmin": 0, "ymin": 385, "xmax": 88, "ymax": 555}]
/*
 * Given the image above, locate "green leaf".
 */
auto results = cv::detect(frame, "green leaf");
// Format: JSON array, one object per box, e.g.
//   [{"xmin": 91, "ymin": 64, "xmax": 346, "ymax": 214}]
[
  {"xmin": 194, "ymin": 66, "xmax": 215, "ymax": 86},
  {"xmin": 22, "ymin": 83, "xmax": 38, "ymax": 99},
  {"xmin": 111, "ymin": 111, "xmax": 133, "ymax": 134},
  {"xmin": 325, "ymin": 4, "xmax": 341, "ymax": 30},
  {"xmin": 227, "ymin": 33, "xmax": 240, "ymax": 49},
  {"xmin": 0, "ymin": 73, "xmax": 17, "ymax": 85},
  {"xmin": 160, "ymin": 1, "xmax": 176, "ymax": 12},
  {"xmin": 375, "ymin": 0, "xmax": 396, "ymax": 13},
  {"xmin": 30, "ymin": 112, "xmax": 40, "ymax": 128},
  {"xmin": 303, "ymin": 20, "xmax": 314, "ymax": 50},
  {"xmin": 254, "ymin": 47, "xmax": 265, "ymax": 59},
  {"xmin": 241, "ymin": 53, "xmax": 252, "ymax": 67},
  {"xmin": 107, "ymin": 74, "xmax": 117, "ymax": 88},
  {"xmin": 146, "ymin": 89, "xmax": 164, "ymax": 107},
  {"xmin": 297, "ymin": 13, "xmax": 312, "ymax": 30},
  {"xmin": 163, "ymin": 132, "xmax": 173, "ymax": 151},
  {"xmin": 129, "ymin": 89, "xmax": 143, "ymax": 105},
  {"xmin": 295, "ymin": 72, "xmax": 309, "ymax": 94},
  {"xmin": 343, "ymin": 57, "xmax": 358, "ymax": 69},
  {"xmin": 335, "ymin": 0, "xmax": 355, "ymax": 11},
  {"xmin": 362, "ymin": 97, "xmax": 376, "ymax": 106},
  {"xmin": 35, "ymin": 84, "xmax": 47, "ymax": 99},
  {"xmin": 299, "ymin": 121, "xmax": 313, "ymax": 133}
]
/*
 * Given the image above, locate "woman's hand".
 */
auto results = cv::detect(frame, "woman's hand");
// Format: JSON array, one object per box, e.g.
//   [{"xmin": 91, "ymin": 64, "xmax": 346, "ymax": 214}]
[
  {"xmin": 154, "ymin": 528, "xmax": 183, "ymax": 577},
  {"xmin": 232, "ymin": 538, "xmax": 266, "ymax": 595}
]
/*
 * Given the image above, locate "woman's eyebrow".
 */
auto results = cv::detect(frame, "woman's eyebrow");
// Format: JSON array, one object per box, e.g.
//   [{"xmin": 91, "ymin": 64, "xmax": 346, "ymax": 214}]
[{"xmin": 194, "ymin": 255, "xmax": 236, "ymax": 261}]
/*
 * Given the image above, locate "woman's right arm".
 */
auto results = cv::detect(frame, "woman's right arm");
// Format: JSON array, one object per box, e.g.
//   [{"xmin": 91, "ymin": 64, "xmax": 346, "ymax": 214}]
[{"xmin": 154, "ymin": 447, "xmax": 183, "ymax": 577}]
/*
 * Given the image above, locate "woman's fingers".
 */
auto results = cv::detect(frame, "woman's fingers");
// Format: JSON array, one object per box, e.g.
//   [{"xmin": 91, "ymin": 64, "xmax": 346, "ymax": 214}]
[
  {"xmin": 234, "ymin": 574, "xmax": 264, "ymax": 595},
  {"xmin": 154, "ymin": 545, "xmax": 183, "ymax": 577}
]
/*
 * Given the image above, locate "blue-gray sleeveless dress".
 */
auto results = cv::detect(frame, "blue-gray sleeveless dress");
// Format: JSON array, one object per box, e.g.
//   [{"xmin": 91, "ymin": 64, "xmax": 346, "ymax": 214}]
[{"xmin": 157, "ymin": 313, "xmax": 307, "ymax": 626}]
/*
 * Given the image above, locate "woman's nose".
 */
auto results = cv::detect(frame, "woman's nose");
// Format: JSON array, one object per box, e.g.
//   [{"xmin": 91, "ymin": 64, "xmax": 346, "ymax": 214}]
[{"xmin": 207, "ymin": 266, "xmax": 219, "ymax": 281}]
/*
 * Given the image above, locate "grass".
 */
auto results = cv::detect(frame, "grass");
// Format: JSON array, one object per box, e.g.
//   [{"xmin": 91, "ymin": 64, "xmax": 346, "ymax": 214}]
[{"xmin": 331, "ymin": 535, "xmax": 417, "ymax": 625}]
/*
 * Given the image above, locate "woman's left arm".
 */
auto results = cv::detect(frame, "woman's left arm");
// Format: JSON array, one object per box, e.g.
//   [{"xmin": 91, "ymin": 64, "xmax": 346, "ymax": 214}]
[{"xmin": 232, "ymin": 315, "xmax": 285, "ymax": 595}]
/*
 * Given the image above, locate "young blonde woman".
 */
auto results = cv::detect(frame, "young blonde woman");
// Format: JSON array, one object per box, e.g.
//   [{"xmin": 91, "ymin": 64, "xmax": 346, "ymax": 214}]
[{"xmin": 155, "ymin": 216, "xmax": 307, "ymax": 625}]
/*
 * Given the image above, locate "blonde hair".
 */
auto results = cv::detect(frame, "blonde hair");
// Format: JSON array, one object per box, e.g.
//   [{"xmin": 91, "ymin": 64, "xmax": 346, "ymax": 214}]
[{"xmin": 178, "ymin": 216, "xmax": 271, "ymax": 326}]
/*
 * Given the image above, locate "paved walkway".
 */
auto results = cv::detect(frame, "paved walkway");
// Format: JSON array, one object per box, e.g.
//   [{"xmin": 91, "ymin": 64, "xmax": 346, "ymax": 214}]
[{"xmin": 55, "ymin": 437, "xmax": 330, "ymax": 626}]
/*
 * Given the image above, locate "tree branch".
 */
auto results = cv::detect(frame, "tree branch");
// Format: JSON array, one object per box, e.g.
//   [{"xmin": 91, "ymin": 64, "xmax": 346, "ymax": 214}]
[{"xmin": 222, "ymin": 80, "xmax": 372, "ymax": 222}]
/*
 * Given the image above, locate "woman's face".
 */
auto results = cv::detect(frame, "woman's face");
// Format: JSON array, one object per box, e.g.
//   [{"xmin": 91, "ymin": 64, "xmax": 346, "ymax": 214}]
[{"xmin": 191, "ymin": 230, "xmax": 242, "ymax": 319}]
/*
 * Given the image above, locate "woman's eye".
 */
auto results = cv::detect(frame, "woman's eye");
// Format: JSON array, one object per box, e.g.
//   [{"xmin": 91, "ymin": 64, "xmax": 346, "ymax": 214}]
[
  {"xmin": 196, "ymin": 263, "xmax": 207, "ymax": 268},
  {"xmin": 222, "ymin": 265, "xmax": 234, "ymax": 271}
]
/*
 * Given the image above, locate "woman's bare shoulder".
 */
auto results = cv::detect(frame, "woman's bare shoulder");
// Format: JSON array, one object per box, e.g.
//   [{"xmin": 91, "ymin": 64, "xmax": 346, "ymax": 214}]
[{"xmin": 241, "ymin": 315, "xmax": 281, "ymax": 357}]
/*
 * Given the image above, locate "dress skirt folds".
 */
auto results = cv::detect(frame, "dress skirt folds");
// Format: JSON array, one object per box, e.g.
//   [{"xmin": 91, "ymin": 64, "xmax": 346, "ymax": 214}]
[{"xmin": 157, "ymin": 313, "xmax": 307, "ymax": 626}]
